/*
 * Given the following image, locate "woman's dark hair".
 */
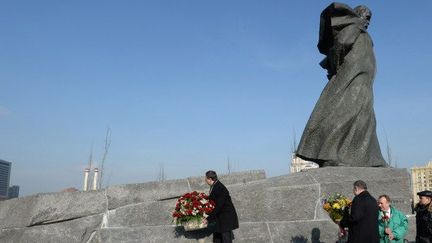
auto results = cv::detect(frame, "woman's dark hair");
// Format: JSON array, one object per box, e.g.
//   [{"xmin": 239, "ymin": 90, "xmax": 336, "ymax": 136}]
[{"xmin": 205, "ymin": 170, "xmax": 218, "ymax": 181}]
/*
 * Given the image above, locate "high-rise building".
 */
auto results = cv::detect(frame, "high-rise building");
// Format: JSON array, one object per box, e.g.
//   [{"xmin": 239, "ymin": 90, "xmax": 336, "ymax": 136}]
[
  {"xmin": 411, "ymin": 161, "xmax": 432, "ymax": 205},
  {"xmin": 290, "ymin": 153, "xmax": 319, "ymax": 173},
  {"xmin": 8, "ymin": 185, "xmax": 19, "ymax": 199},
  {"xmin": 0, "ymin": 160, "xmax": 12, "ymax": 200}
]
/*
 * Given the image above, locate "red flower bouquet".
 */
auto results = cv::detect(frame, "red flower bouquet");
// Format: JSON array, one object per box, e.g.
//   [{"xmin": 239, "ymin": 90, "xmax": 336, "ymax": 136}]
[
  {"xmin": 172, "ymin": 191, "xmax": 215, "ymax": 231},
  {"xmin": 381, "ymin": 211, "xmax": 390, "ymax": 224}
]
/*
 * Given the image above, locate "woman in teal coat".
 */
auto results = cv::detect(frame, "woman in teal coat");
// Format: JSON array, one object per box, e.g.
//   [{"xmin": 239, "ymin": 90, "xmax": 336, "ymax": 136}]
[{"xmin": 377, "ymin": 195, "xmax": 408, "ymax": 243}]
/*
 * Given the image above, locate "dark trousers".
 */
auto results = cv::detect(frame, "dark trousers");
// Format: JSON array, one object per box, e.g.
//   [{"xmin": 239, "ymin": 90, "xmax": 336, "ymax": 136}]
[{"xmin": 213, "ymin": 231, "xmax": 233, "ymax": 243}]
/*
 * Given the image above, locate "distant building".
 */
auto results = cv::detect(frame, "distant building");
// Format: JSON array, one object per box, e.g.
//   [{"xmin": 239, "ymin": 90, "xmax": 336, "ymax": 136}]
[
  {"xmin": 0, "ymin": 160, "xmax": 12, "ymax": 200},
  {"xmin": 62, "ymin": 187, "xmax": 78, "ymax": 193},
  {"xmin": 290, "ymin": 153, "xmax": 319, "ymax": 173},
  {"xmin": 411, "ymin": 161, "xmax": 432, "ymax": 205},
  {"xmin": 8, "ymin": 185, "xmax": 19, "ymax": 199}
]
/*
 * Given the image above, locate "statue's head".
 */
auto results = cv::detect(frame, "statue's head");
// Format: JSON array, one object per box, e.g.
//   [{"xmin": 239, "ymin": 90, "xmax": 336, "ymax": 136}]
[{"xmin": 354, "ymin": 5, "xmax": 372, "ymax": 28}]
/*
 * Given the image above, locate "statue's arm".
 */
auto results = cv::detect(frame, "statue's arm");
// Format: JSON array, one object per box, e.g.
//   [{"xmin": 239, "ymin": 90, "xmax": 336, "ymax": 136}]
[
  {"xmin": 325, "ymin": 24, "xmax": 362, "ymax": 75},
  {"xmin": 335, "ymin": 24, "xmax": 362, "ymax": 52}
]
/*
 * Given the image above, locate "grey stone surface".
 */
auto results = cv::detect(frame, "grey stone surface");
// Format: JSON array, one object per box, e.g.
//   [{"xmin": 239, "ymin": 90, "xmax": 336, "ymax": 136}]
[
  {"xmin": 91, "ymin": 219, "xmax": 418, "ymax": 243},
  {"xmin": 0, "ymin": 194, "xmax": 37, "ymax": 228},
  {"xmin": 406, "ymin": 216, "xmax": 416, "ymax": 242},
  {"xmin": 268, "ymin": 220, "xmax": 340, "ymax": 243},
  {"xmin": 0, "ymin": 214, "xmax": 102, "ymax": 243},
  {"xmin": 108, "ymin": 199, "xmax": 177, "ymax": 227},
  {"xmin": 107, "ymin": 171, "xmax": 267, "ymax": 227},
  {"xmin": 96, "ymin": 226, "xmax": 200, "ymax": 243},
  {"xmin": 256, "ymin": 172, "xmax": 317, "ymax": 187},
  {"xmin": 0, "ymin": 190, "xmax": 105, "ymax": 228},
  {"xmin": 266, "ymin": 219, "xmax": 415, "ymax": 243},
  {"xmin": 106, "ymin": 179, "xmax": 190, "ymax": 210},
  {"xmin": 231, "ymin": 183, "xmax": 319, "ymax": 222},
  {"xmin": 109, "ymin": 175, "xmax": 319, "ymax": 226},
  {"xmin": 106, "ymin": 171, "xmax": 266, "ymax": 210},
  {"xmin": 0, "ymin": 168, "xmax": 415, "ymax": 242},
  {"xmin": 314, "ymin": 167, "xmax": 412, "ymax": 215},
  {"xmin": 307, "ymin": 167, "xmax": 409, "ymax": 183},
  {"xmin": 96, "ymin": 223, "xmax": 273, "ymax": 243},
  {"xmin": 188, "ymin": 170, "xmax": 266, "ymax": 192},
  {"xmin": 232, "ymin": 222, "xmax": 271, "ymax": 242},
  {"xmin": 0, "ymin": 228, "xmax": 24, "ymax": 243}
]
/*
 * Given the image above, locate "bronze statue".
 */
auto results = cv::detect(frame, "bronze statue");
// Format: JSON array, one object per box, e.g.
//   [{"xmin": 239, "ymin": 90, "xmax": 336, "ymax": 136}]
[{"xmin": 296, "ymin": 3, "xmax": 387, "ymax": 167}]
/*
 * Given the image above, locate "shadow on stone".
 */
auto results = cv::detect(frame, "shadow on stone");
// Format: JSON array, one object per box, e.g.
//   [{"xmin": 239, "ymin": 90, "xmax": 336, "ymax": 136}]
[
  {"xmin": 291, "ymin": 235, "xmax": 308, "ymax": 243},
  {"xmin": 173, "ymin": 225, "xmax": 213, "ymax": 240},
  {"xmin": 311, "ymin": 228, "xmax": 323, "ymax": 243}
]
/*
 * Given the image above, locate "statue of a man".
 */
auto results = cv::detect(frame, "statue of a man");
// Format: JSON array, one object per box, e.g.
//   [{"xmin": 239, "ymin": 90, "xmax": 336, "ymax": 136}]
[{"xmin": 296, "ymin": 3, "xmax": 387, "ymax": 167}]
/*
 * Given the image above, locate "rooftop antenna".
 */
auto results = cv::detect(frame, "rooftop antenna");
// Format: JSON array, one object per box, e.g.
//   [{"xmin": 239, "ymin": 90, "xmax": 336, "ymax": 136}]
[
  {"xmin": 83, "ymin": 144, "xmax": 94, "ymax": 191},
  {"xmin": 157, "ymin": 163, "xmax": 166, "ymax": 182},
  {"xmin": 227, "ymin": 155, "xmax": 232, "ymax": 174},
  {"xmin": 88, "ymin": 143, "xmax": 94, "ymax": 171}
]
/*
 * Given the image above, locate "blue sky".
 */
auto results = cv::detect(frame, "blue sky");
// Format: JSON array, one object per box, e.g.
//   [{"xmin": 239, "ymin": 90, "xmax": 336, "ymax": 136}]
[{"xmin": 1, "ymin": 1, "xmax": 431, "ymax": 196}]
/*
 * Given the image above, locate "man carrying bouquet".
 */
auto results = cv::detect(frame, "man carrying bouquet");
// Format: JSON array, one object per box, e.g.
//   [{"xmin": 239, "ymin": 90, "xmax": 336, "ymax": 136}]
[
  {"xmin": 377, "ymin": 195, "xmax": 408, "ymax": 243},
  {"xmin": 340, "ymin": 180, "xmax": 379, "ymax": 243},
  {"xmin": 202, "ymin": 170, "xmax": 239, "ymax": 243}
]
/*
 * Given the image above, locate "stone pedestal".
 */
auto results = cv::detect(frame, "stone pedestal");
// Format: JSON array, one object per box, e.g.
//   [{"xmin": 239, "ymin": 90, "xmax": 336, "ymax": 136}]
[{"xmin": 0, "ymin": 168, "xmax": 415, "ymax": 242}]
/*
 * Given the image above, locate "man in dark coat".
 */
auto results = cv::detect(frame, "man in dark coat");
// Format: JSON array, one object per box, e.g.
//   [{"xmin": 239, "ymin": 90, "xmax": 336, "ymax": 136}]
[
  {"xmin": 203, "ymin": 170, "xmax": 239, "ymax": 243},
  {"xmin": 340, "ymin": 180, "xmax": 379, "ymax": 243},
  {"xmin": 415, "ymin": 190, "xmax": 432, "ymax": 243}
]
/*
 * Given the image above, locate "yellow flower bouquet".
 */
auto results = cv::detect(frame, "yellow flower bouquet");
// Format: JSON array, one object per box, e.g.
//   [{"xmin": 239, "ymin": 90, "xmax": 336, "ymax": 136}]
[{"xmin": 322, "ymin": 193, "xmax": 352, "ymax": 222}]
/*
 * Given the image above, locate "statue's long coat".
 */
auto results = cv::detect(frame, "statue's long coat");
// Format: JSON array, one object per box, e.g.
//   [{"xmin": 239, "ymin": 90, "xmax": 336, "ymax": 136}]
[{"xmin": 297, "ymin": 3, "xmax": 387, "ymax": 167}]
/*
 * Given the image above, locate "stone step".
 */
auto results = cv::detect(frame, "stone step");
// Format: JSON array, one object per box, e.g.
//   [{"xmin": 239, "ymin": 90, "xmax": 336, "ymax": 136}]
[
  {"xmin": 105, "ymin": 167, "xmax": 412, "ymax": 228},
  {"xmin": 91, "ymin": 217, "xmax": 417, "ymax": 243},
  {"xmin": 106, "ymin": 184, "xmax": 319, "ymax": 227},
  {"xmin": 0, "ymin": 170, "xmax": 266, "ymax": 229},
  {"xmin": 0, "ymin": 190, "xmax": 105, "ymax": 228},
  {"xmin": 106, "ymin": 170, "xmax": 266, "ymax": 210},
  {"xmin": 0, "ymin": 214, "xmax": 102, "ymax": 243},
  {"xmin": 0, "ymin": 168, "xmax": 415, "ymax": 243}
]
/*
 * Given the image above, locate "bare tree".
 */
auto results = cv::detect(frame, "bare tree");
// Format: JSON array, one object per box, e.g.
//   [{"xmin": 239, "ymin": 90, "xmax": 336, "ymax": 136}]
[
  {"xmin": 105, "ymin": 171, "xmax": 113, "ymax": 188},
  {"xmin": 383, "ymin": 128, "xmax": 393, "ymax": 167},
  {"xmin": 98, "ymin": 127, "xmax": 112, "ymax": 188},
  {"xmin": 291, "ymin": 128, "xmax": 297, "ymax": 154},
  {"xmin": 386, "ymin": 141, "xmax": 393, "ymax": 167}
]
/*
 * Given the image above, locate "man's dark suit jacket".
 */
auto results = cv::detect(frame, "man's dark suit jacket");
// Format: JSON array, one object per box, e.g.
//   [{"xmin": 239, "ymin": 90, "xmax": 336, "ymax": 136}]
[
  {"xmin": 207, "ymin": 180, "xmax": 239, "ymax": 233},
  {"xmin": 340, "ymin": 190, "xmax": 379, "ymax": 243}
]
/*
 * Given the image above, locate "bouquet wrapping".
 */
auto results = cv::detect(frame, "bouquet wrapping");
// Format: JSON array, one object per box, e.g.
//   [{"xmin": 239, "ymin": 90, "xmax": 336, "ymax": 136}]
[
  {"xmin": 323, "ymin": 193, "xmax": 352, "ymax": 241},
  {"xmin": 172, "ymin": 191, "xmax": 215, "ymax": 231},
  {"xmin": 322, "ymin": 193, "xmax": 352, "ymax": 221}
]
